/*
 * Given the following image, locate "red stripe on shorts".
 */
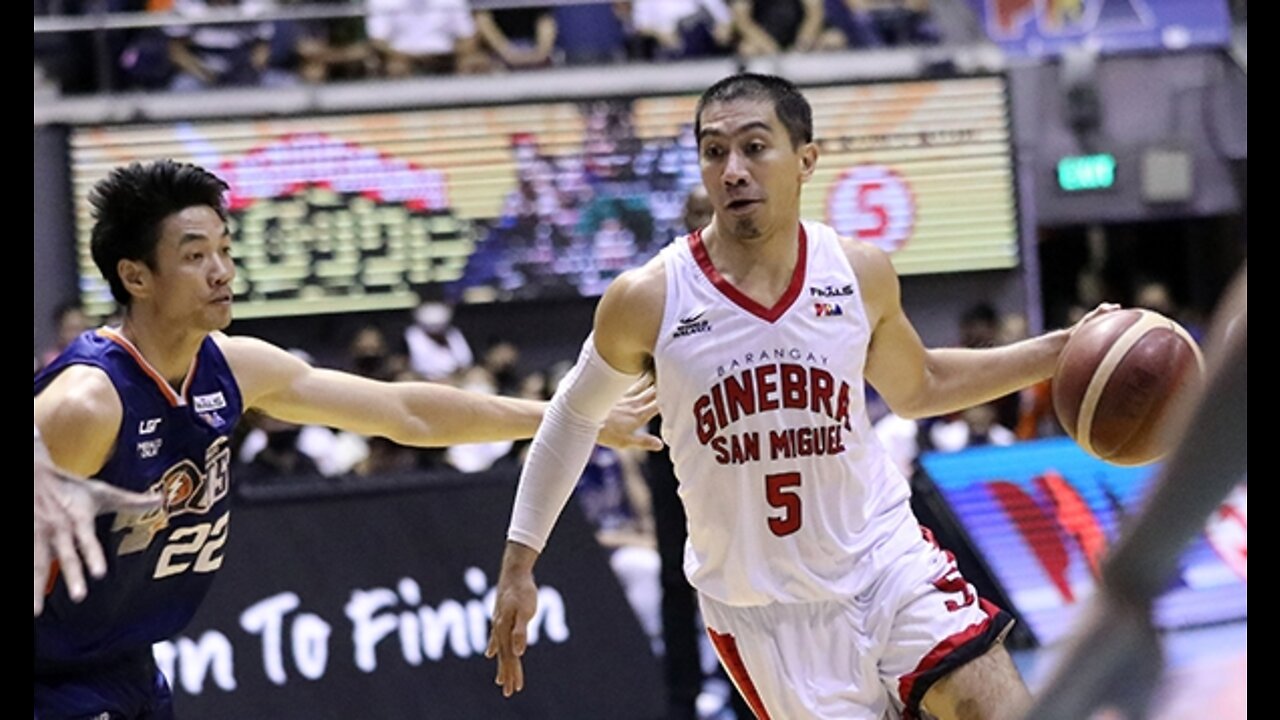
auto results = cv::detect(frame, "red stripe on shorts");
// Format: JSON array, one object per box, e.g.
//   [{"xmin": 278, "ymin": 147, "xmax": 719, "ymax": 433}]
[
  {"xmin": 707, "ymin": 627, "xmax": 772, "ymax": 720},
  {"xmin": 896, "ymin": 597, "xmax": 1000, "ymax": 719}
]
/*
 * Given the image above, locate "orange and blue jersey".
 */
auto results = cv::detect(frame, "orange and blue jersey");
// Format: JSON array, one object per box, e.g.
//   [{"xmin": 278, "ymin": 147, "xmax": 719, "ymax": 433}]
[{"xmin": 34, "ymin": 328, "xmax": 242, "ymax": 709}]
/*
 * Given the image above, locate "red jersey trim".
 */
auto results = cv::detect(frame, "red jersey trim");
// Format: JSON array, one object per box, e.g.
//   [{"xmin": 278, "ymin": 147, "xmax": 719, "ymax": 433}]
[{"xmin": 689, "ymin": 224, "xmax": 808, "ymax": 323}]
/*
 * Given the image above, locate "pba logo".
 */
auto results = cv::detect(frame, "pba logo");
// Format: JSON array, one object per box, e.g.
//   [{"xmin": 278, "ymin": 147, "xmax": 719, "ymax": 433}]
[{"xmin": 814, "ymin": 303, "xmax": 844, "ymax": 317}]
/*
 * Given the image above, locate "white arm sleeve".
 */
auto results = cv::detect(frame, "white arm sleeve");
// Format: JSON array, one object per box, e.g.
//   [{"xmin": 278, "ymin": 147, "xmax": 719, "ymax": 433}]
[{"xmin": 507, "ymin": 335, "xmax": 643, "ymax": 553}]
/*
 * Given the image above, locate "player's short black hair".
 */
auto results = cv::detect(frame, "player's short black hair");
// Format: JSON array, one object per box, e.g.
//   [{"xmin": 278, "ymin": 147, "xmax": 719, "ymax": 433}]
[
  {"xmin": 89, "ymin": 160, "xmax": 230, "ymax": 306},
  {"xmin": 694, "ymin": 73, "xmax": 814, "ymax": 148}
]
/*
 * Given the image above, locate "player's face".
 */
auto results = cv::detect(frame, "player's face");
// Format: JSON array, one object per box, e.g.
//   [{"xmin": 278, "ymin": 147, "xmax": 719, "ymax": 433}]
[
  {"xmin": 697, "ymin": 99, "xmax": 816, "ymax": 242},
  {"xmin": 148, "ymin": 206, "xmax": 236, "ymax": 331}
]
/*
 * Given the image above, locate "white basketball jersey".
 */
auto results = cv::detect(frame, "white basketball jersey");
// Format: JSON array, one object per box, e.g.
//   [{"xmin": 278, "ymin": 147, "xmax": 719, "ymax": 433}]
[{"xmin": 653, "ymin": 220, "xmax": 918, "ymax": 607}]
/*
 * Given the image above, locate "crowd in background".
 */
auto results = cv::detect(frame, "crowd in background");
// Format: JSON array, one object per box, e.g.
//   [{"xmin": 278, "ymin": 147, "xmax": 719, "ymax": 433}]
[{"xmin": 35, "ymin": 0, "xmax": 943, "ymax": 95}]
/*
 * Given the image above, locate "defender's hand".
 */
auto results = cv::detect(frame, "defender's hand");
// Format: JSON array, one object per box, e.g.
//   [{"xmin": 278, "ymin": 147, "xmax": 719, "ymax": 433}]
[
  {"xmin": 597, "ymin": 378, "xmax": 663, "ymax": 452},
  {"xmin": 35, "ymin": 433, "xmax": 162, "ymax": 616}
]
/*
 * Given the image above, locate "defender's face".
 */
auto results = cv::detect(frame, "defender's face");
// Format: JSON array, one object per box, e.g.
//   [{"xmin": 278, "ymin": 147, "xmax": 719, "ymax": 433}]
[
  {"xmin": 149, "ymin": 206, "xmax": 236, "ymax": 331},
  {"xmin": 697, "ymin": 99, "xmax": 816, "ymax": 242}
]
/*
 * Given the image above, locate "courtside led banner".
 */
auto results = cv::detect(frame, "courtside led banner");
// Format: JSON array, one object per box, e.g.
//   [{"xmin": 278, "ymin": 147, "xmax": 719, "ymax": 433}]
[
  {"xmin": 156, "ymin": 478, "xmax": 664, "ymax": 719},
  {"xmin": 70, "ymin": 77, "xmax": 1018, "ymax": 319},
  {"xmin": 919, "ymin": 438, "xmax": 1246, "ymax": 646}
]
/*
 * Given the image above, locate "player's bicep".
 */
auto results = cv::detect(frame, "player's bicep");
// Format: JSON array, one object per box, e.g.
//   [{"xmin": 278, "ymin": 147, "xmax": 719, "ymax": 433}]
[
  {"xmin": 222, "ymin": 335, "xmax": 398, "ymax": 435},
  {"xmin": 864, "ymin": 307, "xmax": 931, "ymax": 418},
  {"xmin": 34, "ymin": 366, "xmax": 122, "ymax": 478},
  {"xmin": 253, "ymin": 367, "xmax": 406, "ymax": 437},
  {"xmin": 848, "ymin": 238, "xmax": 931, "ymax": 418},
  {"xmin": 592, "ymin": 266, "xmax": 663, "ymax": 375}
]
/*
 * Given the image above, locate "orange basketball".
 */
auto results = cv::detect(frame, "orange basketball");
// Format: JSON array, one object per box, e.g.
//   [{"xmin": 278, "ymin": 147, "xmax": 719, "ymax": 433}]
[{"xmin": 1052, "ymin": 308, "xmax": 1204, "ymax": 466}]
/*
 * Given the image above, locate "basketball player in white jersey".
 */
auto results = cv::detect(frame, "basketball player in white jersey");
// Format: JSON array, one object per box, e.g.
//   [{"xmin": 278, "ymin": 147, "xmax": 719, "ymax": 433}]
[{"xmin": 488, "ymin": 73, "xmax": 1103, "ymax": 719}]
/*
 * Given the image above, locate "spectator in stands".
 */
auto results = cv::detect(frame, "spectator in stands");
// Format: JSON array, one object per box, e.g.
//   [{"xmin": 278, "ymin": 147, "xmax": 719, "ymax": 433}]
[
  {"xmin": 117, "ymin": 0, "xmax": 184, "ymax": 91},
  {"xmin": 479, "ymin": 338, "xmax": 523, "ymax": 397},
  {"xmin": 999, "ymin": 313, "xmax": 1060, "ymax": 441},
  {"xmin": 366, "ymin": 0, "xmax": 488, "ymax": 77},
  {"xmin": 629, "ymin": 0, "xmax": 734, "ymax": 60},
  {"xmin": 1133, "ymin": 277, "xmax": 1205, "ymax": 341},
  {"xmin": 234, "ymin": 348, "xmax": 357, "ymax": 476},
  {"xmin": 337, "ymin": 323, "xmax": 432, "ymax": 476},
  {"xmin": 552, "ymin": 2, "xmax": 630, "ymax": 66},
  {"xmin": 166, "ymin": 0, "xmax": 297, "ymax": 90},
  {"xmin": 836, "ymin": 0, "xmax": 940, "ymax": 48},
  {"xmin": 928, "ymin": 402, "xmax": 1017, "ymax": 452},
  {"xmin": 575, "ymin": 443, "xmax": 664, "ymax": 655},
  {"xmin": 473, "ymin": 5, "xmax": 557, "ymax": 70},
  {"xmin": 404, "ymin": 299, "xmax": 474, "ymax": 382},
  {"xmin": 38, "ymin": 0, "xmax": 139, "ymax": 93},
  {"xmin": 40, "ymin": 300, "xmax": 93, "ymax": 371},
  {"xmin": 444, "ymin": 365, "xmax": 515, "ymax": 474},
  {"xmin": 234, "ymin": 408, "xmax": 327, "ymax": 488},
  {"xmin": 959, "ymin": 302, "xmax": 1021, "ymax": 432},
  {"xmin": 348, "ymin": 323, "xmax": 405, "ymax": 380},
  {"xmin": 729, "ymin": 0, "xmax": 825, "ymax": 57},
  {"xmin": 873, "ymin": 409, "xmax": 920, "ymax": 480},
  {"xmin": 291, "ymin": 0, "xmax": 377, "ymax": 83}
]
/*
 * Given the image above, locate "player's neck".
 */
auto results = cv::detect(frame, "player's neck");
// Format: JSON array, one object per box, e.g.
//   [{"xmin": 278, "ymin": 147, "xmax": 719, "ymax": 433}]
[
  {"xmin": 702, "ymin": 217, "xmax": 802, "ymax": 301},
  {"xmin": 118, "ymin": 312, "xmax": 206, "ymax": 386}
]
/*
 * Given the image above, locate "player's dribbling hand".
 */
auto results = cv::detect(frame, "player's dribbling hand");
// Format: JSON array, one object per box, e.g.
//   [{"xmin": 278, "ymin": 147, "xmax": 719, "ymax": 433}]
[
  {"xmin": 485, "ymin": 564, "xmax": 539, "ymax": 697},
  {"xmin": 35, "ymin": 434, "xmax": 163, "ymax": 617},
  {"xmin": 598, "ymin": 377, "xmax": 664, "ymax": 452},
  {"xmin": 1068, "ymin": 302, "xmax": 1124, "ymax": 338}
]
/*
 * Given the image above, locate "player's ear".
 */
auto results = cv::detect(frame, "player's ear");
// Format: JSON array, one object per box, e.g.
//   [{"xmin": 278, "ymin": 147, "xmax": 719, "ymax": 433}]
[
  {"xmin": 799, "ymin": 143, "xmax": 819, "ymax": 182},
  {"xmin": 117, "ymin": 259, "xmax": 151, "ymax": 300}
]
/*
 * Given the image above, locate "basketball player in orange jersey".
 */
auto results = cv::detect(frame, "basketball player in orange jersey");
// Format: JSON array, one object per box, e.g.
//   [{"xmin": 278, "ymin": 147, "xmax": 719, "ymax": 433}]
[{"xmin": 487, "ymin": 73, "xmax": 1113, "ymax": 720}]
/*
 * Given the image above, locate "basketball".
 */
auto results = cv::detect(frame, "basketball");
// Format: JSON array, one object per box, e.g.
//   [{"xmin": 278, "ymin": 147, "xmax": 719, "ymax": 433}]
[{"xmin": 1053, "ymin": 308, "xmax": 1204, "ymax": 466}]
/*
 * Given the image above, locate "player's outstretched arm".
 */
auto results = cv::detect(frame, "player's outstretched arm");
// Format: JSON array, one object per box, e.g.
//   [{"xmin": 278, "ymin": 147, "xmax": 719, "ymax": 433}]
[
  {"xmin": 218, "ymin": 334, "xmax": 661, "ymax": 450},
  {"xmin": 850, "ymin": 239, "xmax": 1114, "ymax": 418}
]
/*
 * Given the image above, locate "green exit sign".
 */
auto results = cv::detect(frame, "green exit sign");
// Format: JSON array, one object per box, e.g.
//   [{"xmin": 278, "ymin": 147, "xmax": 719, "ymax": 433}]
[{"xmin": 1057, "ymin": 153, "xmax": 1116, "ymax": 191}]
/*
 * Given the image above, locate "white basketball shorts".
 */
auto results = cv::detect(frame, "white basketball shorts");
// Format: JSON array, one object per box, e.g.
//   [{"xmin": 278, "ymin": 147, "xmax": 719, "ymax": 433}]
[{"xmin": 699, "ymin": 527, "xmax": 1013, "ymax": 720}]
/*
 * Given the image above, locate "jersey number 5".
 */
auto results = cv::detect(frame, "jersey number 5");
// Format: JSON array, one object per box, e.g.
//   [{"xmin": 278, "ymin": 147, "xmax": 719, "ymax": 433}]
[{"xmin": 766, "ymin": 472, "xmax": 802, "ymax": 537}]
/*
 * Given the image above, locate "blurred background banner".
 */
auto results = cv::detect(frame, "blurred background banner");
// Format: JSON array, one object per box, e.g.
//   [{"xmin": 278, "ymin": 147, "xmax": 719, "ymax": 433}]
[
  {"xmin": 969, "ymin": 0, "xmax": 1232, "ymax": 57},
  {"xmin": 155, "ymin": 474, "xmax": 665, "ymax": 720},
  {"xmin": 67, "ymin": 77, "xmax": 1018, "ymax": 319},
  {"xmin": 918, "ymin": 438, "xmax": 1246, "ymax": 646}
]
